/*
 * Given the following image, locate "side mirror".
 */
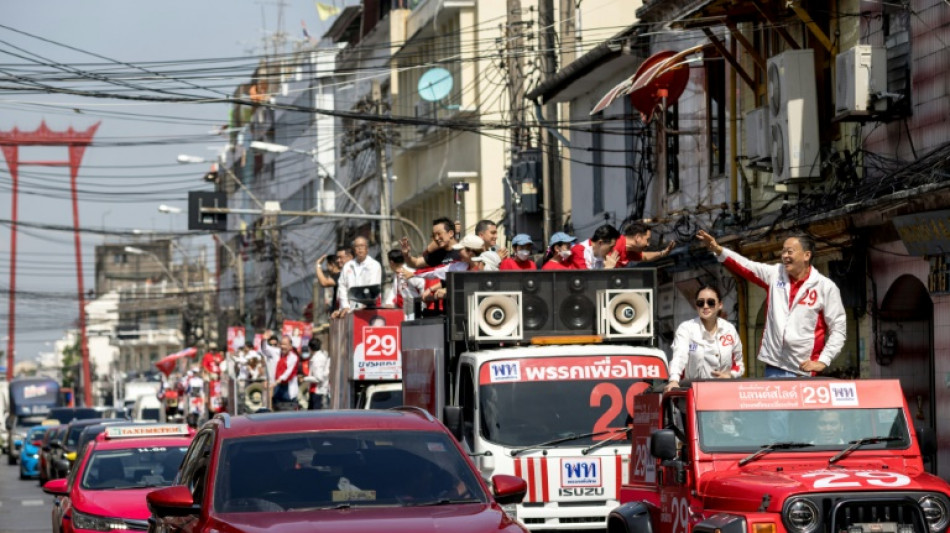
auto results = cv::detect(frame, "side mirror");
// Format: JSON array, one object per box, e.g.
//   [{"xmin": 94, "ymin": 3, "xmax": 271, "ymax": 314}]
[
  {"xmin": 442, "ymin": 406, "xmax": 463, "ymax": 441},
  {"xmin": 43, "ymin": 478, "xmax": 69, "ymax": 496},
  {"xmin": 917, "ymin": 425, "xmax": 937, "ymax": 457},
  {"xmin": 147, "ymin": 486, "xmax": 200, "ymax": 518},
  {"xmin": 650, "ymin": 429, "xmax": 678, "ymax": 461},
  {"xmin": 491, "ymin": 474, "xmax": 527, "ymax": 505}
]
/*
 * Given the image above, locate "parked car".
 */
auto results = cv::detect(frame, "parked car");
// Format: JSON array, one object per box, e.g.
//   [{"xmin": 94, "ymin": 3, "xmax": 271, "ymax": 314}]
[
  {"xmin": 43, "ymin": 423, "xmax": 194, "ymax": 533},
  {"xmin": 52, "ymin": 418, "xmax": 114, "ymax": 479},
  {"xmin": 147, "ymin": 409, "xmax": 528, "ymax": 533}
]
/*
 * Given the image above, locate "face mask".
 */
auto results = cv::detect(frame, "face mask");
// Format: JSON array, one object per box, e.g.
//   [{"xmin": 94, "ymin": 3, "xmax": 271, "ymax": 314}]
[
  {"xmin": 516, "ymin": 250, "xmax": 531, "ymax": 261},
  {"xmin": 559, "ymin": 250, "xmax": 572, "ymax": 259}
]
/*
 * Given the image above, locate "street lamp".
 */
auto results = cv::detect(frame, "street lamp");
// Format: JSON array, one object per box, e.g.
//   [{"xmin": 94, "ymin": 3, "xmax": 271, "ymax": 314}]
[
  {"xmin": 124, "ymin": 246, "xmax": 183, "ymax": 290},
  {"xmin": 158, "ymin": 204, "xmax": 182, "ymax": 214}
]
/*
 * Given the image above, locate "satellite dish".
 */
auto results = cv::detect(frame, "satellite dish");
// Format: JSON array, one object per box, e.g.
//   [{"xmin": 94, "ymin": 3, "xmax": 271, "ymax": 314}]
[
  {"xmin": 628, "ymin": 50, "xmax": 692, "ymax": 120},
  {"xmin": 417, "ymin": 68, "xmax": 454, "ymax": 102}
]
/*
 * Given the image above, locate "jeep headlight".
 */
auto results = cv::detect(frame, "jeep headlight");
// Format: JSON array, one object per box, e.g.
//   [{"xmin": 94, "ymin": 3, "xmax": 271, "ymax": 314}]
[
  {"xmin": 71, "ymin": 510, "xmax": 129, "ymax": 531},
  {"xmin": 785, "ymin": 498, "xmax": 820, "ymax": 533},
  {"xmin": 920, "ymin": 495, "xmax": 950, "ymax": 532}
]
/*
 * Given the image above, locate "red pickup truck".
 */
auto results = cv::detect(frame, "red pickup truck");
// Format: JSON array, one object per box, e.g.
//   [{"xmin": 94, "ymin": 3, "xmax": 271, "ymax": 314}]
[{"xmin": 609, "ymin": 379, "xmax": 946, "ymax": 533}]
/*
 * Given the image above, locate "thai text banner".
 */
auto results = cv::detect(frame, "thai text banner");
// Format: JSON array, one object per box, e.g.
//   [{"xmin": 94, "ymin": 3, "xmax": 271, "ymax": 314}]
[
  {"xmin": 480, "ymin": 355, "xmax": 667, "ymax": 385},
  {"xmin": 694, "ymin": 380, "xmax": 905, "ymax": 411}
]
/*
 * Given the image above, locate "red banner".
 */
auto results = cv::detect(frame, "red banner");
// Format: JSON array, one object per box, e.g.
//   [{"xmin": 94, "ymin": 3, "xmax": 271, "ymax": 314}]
[
  {"xmin": 694, "ymin": 380, "xmax": 905, "ymax": 411},
  {"xmin": 227, "ymin": 327, "xmax": 246, "ymax": 354},
  {"xmin": 282, "ymin": 320, "xmax": 311, "ymax": 351}
]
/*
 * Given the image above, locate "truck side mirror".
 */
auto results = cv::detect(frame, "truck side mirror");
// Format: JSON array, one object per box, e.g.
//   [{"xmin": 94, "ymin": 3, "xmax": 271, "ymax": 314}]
[
  {"xmin": 443, "ymin": 406, "xmax": 463, "ymax": 441},
  {"xmin": 650, "ymin": 429, "xmax": 678, "ymax": 460},
  {"xmin": 916, "ymin": 425, "xmax": 937, "ymax": 457}
]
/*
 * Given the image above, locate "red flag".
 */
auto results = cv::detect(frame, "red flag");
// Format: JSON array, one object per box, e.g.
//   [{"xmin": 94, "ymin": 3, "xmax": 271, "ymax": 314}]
[{"xmin": 154, "ymin": 347, "xmax": 198, "ymax": 377}]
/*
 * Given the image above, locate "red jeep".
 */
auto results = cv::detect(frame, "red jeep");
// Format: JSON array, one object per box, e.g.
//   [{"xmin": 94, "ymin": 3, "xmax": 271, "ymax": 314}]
[{"xmin": 609, "ymin": 379, "xmax": 946, "ymax": 533}]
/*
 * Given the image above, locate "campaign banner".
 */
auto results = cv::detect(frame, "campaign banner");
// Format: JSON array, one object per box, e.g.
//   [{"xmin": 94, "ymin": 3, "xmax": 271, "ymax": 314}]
[
  {"xmin": 226, "ymin": 327, "xmax": 246, "ymax": 354},
  {"xmin": 479, "ymin": 355, "xmax": 668, "ymax": 385},
  {"xmin": 155, "ymin": 347, "xmax": 198, "ymax": 377},
  {"xmin": 694, "ymin": 380, "xmax": 904, "ymax": 411},
  {"xmin": 282, "ymin": 320, "xmax": 312, "ymax": 351},
  {"xmin": 351, "ymin": 309, "xmax": 404, "ymax": 380}
]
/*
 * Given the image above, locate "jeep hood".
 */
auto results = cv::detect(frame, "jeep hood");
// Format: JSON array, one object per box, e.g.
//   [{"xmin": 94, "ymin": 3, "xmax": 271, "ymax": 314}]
[{"xmin": 700, "ymin": 467, "xmax": 939, "ymax": 512}]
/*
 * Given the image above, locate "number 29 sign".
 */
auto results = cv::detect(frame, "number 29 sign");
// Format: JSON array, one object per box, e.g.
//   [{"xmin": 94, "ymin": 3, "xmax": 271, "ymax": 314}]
[{"xmin": 352, "ymin": 309, "xmax": 404, "ymax": 380}]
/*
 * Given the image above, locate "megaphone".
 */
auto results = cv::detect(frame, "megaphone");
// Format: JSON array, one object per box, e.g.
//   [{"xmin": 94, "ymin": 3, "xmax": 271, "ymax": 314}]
[
  {"xmin": 244, "ymin": 382, "xmax": 265, "ymax": 413},
  {"xmin": 598, "ymin": 289, "xmax": 653, "ymax": 339},
  {"xmin": 468, "ymin": 292, "xmax": 523, "ymax": 341}
]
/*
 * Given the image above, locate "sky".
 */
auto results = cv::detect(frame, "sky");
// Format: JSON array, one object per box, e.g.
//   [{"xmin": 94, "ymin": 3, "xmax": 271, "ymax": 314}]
[{"xmin": 0, "ymin": 0, "xmax": 349, "ymax": 367}]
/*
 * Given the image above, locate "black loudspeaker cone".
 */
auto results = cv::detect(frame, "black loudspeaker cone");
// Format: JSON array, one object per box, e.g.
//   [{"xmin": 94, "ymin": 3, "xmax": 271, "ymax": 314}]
[
  {"xmin": 523, "ymin": 294, "xmax": 549, "ymax": 330},
  {"xmin": 559, "ymin": 295, "xmax": 594, "ymax": 330}
]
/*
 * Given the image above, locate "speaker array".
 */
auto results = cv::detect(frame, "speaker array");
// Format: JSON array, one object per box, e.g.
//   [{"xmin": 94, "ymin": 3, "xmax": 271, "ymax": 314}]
[{"xmin": 448, "ymin": 269, "xmax": 656, "ymax": 343}]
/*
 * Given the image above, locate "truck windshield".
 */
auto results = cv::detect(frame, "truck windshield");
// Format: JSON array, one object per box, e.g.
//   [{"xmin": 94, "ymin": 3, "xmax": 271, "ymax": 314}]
[
  {"xmin": 698, "ymin": 408, "xmax": 911, "ymax": 453},
  {"xmin": 480, "ymin": 379, "xmax": 647, "ymax": 446}
]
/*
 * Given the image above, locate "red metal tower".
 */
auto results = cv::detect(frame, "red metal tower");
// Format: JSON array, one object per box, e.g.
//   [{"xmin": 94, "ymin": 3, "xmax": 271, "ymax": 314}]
[{"xmin": 0, "ymin": 121, "xmax": 100, "ymax": 406}]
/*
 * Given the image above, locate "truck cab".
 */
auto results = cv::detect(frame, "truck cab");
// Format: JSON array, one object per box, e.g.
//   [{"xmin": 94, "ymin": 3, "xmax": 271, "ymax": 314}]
[
  {"xmin": 403, "ymin": 268, "xmax": 667, "ymax": 530},
  {"xmin": 610, "ymin": 379, "xmax": 947, "ymax": 533}
]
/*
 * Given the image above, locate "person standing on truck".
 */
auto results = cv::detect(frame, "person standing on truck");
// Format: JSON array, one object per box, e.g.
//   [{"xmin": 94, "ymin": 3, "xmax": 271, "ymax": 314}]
[
  {"xmin": 614, "ymin": 221, "xmax": 676, "ymax": 267},
  {"xmin": 541, "ymin": 232, "xmax": 577, "ymax": 270},
  {"xmin": 666, "ymin": 284, "xmax": 744, "ymax": 391},
  {"xmin": 695, "ymin": 229, "xmax": 846, "ymax": 377},
  {"xmin": 499, "ymin": 234, "xmax": 537, "ymax": 270},
  {"xmin": 334, "ymin": 236, "xmax": 382, "ymax": 317},
  {"xmin": 400, "ymin": 217, "xmax": 461, "ymax": 269},
  {"xmin": 569, "ymin": 224, "xmax": 621, "ymax": 269},
  {"xmin": 421, "ymin": 235, "xmax": 484, "ymax": 304},
  {"xmin": 475, "ymin": 219, "xmax": 508, "ymax": 260}
]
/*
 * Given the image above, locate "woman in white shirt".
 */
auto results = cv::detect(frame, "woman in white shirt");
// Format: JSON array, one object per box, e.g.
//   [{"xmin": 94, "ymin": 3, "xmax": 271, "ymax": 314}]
[{"xmin": 666, "ymin": 285, "xmax": 744, "ymax": 390}]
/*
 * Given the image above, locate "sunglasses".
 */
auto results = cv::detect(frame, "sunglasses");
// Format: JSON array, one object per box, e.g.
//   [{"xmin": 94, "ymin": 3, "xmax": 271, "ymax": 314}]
[{"xmin": 696, "ymin": 298, "xmax": 718, "ymax": 308}]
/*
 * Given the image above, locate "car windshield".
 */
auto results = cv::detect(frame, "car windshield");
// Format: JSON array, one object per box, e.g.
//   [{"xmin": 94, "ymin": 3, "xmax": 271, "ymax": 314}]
[
  {"xmin": 213, "ymin": 430, "xmax": 487, "ymax": 513},
  {"xmin": 26, "ymin": 427, "xmax": 47, "ymax": 441},
  {"xmin": 81, "ymin": 446, "xmax": 188, "ymax": 490},
  {"xmin": 697, "ymin": 408, "xmax": 911, "ymax": 453}
]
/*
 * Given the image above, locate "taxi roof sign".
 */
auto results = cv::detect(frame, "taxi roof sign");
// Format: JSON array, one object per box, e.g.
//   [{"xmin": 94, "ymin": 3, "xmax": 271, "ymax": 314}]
[{"xmin": 104, "ymin": 424, "xmax": 190, "ymax": 439}]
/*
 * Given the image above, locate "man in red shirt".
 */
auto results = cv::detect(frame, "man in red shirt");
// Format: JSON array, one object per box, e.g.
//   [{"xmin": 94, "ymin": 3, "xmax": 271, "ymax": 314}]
[
  {"xmin": 499, "ymin": 234, "xmax": 537, "ymax": 270},
  {"xmin": 613, "ymin": 221, "xmax": 675, "ymax": 267},
  {"xmin": 569, "ymin": 224, "xmax": 621, "ymax": 269}
]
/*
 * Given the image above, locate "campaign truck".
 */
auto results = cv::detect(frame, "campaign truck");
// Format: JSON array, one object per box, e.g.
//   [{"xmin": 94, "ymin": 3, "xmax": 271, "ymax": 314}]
[
  {"xmin": 327, "ymin": 308, "xmax": 404, "ymax": 409},
  {"xmin": 402, "ymin": 269, "xmax": 669, "ymax": 530},
  {"xmin": 608, "ymin": 378, "xmax": 948, "ymax": 533}
]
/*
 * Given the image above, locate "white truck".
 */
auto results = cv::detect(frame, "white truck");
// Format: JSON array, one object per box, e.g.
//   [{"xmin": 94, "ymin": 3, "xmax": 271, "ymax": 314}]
[{"xmin": 402, "ymin": 269, "xmax": 669, "ymax": 530}]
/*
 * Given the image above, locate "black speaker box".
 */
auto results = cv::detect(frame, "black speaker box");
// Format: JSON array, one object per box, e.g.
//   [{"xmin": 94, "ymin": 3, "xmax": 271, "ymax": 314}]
[{"xmin": 447, "ymin": 269, "xmax": 656, "ymax": 342}]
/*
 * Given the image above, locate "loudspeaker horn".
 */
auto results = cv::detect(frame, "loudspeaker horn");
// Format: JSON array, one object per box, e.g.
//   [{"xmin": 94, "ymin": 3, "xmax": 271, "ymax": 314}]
[
  {"xmin": 468, "ymin": 292, "xmax": 523, "ymax": 341},
  {"xmin": 244, "ymin": 382, "xmax": 265, "ymax": 413},
  {"xmin": 597, "ymin": 289, "xmax": 653, "ymax": 339}
]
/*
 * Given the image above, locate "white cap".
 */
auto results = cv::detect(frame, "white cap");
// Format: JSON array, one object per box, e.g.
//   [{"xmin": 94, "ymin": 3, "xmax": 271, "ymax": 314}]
[{"xmin": 452, "ymin": 234, "xmax": 485, "ymax": 251}]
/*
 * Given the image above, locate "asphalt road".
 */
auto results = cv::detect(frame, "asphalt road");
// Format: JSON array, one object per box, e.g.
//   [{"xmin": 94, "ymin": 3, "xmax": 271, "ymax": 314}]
[{"xmin": 0, "ymin": 456, "xmax": 52, "ymax": 533}]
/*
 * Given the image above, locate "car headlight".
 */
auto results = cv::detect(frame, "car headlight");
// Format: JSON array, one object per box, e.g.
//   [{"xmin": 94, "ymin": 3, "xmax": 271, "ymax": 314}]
[
  {"xmin": 920, "ymin": 496, "xmax": 950, "ymax": 532},
  {"xmin": 71, "ymin": 510, "xmax": 129, "ymax": 531},
  {"xmin": 784, "ymin": 498, "xmax": 820, "ymax": 533}
]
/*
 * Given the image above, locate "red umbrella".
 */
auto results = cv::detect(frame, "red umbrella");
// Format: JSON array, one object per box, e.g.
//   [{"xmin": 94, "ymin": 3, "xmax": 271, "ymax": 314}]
[{"xmin": 154, "ymin": 347, "xmax": 198, "ymax": 377}]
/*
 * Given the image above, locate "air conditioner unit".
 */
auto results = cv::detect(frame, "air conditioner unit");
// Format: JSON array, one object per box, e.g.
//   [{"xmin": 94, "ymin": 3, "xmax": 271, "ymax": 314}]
[
  {"xmin": 597, "ymin": 289, "xmax": 653, "ymax": 340},
  {"xmin": 767, "ymin": 49, "xmax": 820, "ymax": 183},
  {"xmin": 468, "ymin": 292, "xmax": 523, "ymax": 341},
  {"xmin": 835, "ymin": 45, "xmax": 886, "ymax": 115},
  {"xmin": 414, "ymin": 100, "xmax": 436, "ymax": 135},
  {"xmin": 743, "ymin": 107, "xmax": 772, "ymax": 167}
]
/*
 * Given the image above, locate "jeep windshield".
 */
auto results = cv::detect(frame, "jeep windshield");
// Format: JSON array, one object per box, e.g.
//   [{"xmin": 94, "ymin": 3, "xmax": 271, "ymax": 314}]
[{"xmin": 697, "ymin": 408, "xmax": 911, "ymax": 454}]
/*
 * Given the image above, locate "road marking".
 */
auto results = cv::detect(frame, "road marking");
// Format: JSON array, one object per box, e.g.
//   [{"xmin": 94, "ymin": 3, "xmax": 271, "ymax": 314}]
[{"xmin": 22, "ymin": 500, "xmax": 44, "ymax": 506}]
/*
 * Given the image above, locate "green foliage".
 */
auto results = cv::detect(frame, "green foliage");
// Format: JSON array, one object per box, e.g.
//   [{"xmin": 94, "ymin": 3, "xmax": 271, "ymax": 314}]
[{"xmin": 61, "ymin": 339, "xmax": 80, "ymax": 389}]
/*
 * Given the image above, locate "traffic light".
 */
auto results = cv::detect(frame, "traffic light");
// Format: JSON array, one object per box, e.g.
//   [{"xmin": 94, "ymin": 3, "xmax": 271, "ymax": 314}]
[{"xmin": 188, "ymin": 191, "xmax": 228, "ymax": 231}]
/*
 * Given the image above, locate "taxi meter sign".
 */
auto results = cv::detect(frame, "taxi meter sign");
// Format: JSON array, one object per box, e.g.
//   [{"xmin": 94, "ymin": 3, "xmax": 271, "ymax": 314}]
[{"xmin": 105, "ymin": 424, "xmax": 190, "ymax": 439}]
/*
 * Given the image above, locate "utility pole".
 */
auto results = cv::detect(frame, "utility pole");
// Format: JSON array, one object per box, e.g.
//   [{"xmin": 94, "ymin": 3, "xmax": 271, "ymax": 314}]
[
  {"xmin": 507, "ymin": 0, "xmax": 528, "ymax": 150},
  {"xmin": 538, "ymin": 0, "xmax": 561, "ymax": 242},
  {"xmin": 270, "ymin": 215, "xmax": 283, "ymax": 327},
  {"xmin": 372, "ymin": 80, "xmax": 392, "ymax": 254}
]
